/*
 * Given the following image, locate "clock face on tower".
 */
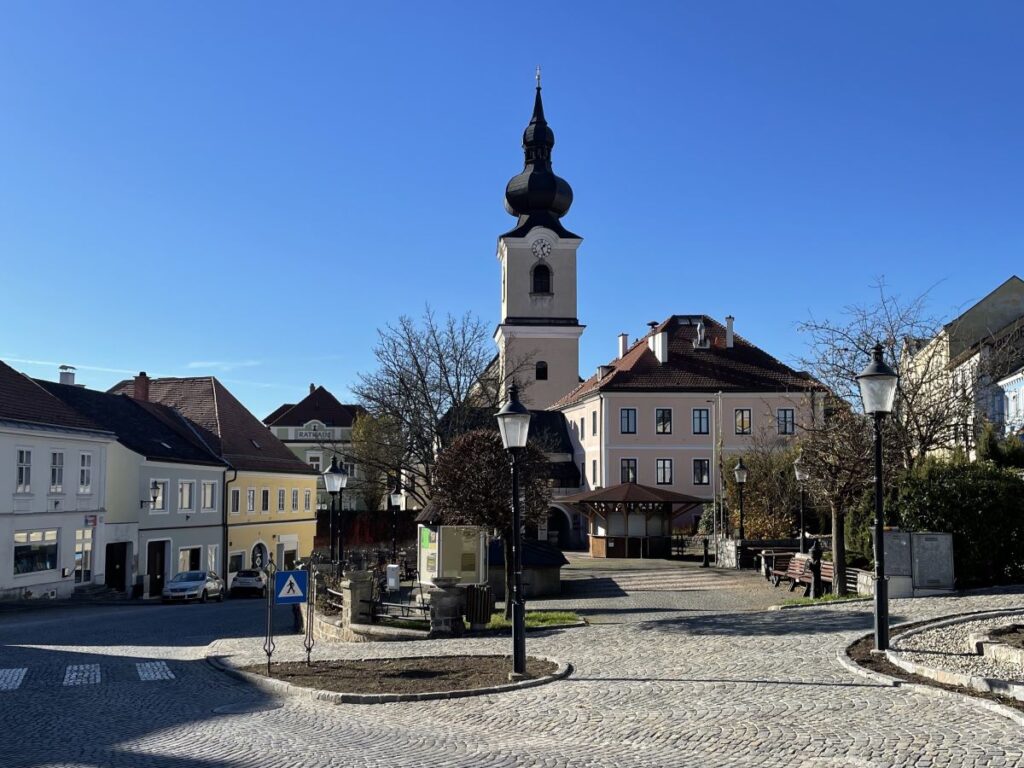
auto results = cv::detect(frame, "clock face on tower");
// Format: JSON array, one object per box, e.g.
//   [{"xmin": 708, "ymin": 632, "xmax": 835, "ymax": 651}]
[{"xmin": 531, "ymin": 238, "xmax": 552, "ymax": 259}]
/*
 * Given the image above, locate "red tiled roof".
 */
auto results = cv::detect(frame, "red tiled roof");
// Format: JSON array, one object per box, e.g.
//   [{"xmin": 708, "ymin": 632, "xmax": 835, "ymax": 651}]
[
  {"xmin": 109, "ymin": 376, "xmax": 315, "ymax": 474},
  {"xmin": 552, "ymin": 315, "xmax": 823, "ymax": 409},
  {"xmin": 264, "ymin": 386, "xmax": 363, "ymax": 428},
  {"xmin": 0, "ymin": 360, "xmax": 108, "ymax": 433}
]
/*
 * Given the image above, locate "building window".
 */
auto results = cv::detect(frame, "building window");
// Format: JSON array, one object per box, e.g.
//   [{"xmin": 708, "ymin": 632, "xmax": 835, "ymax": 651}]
[
  {"xmin": 230, "ymin": 488, "xmax": 240, "ymax": 514},
  {"xmin": 591, "ymin": 459, "xmax": 597, "ymax": 486},
  {"xmin": 592, "ymin": 411, "xmax": 597, "ymax": 436},
  {"xmin": 777, "ymin": 408, "xmax": 795, "ymax": 435},
  {"xmin": 246, "ymin": 488, "xmax": 255, "ymax": 513},
  {"xmin": 16, "ymin": 449, "xmax": 31, "ymax": 493},
  {"xmin": 79, "ymin": 453, "xmax": 92, "ymax": 492},
  {"xmin": 202, "ymin": 481, "xmax": 216, "ymax": 511},
  {"xmin": 692, "ymin": 408, "xmax": 709, "ymax": 435},
  {"xmin": 228, "ymin": 551, "xmax": 244, "ymax": 574},
  {"xmin": 74, "ymin": 528, "xmax": 93, "ymax": 583},
  {"xmin": 536, "ymin": 361, "xmax": 548, "ymax": 381},
  {"xmin": 13, "ymin": 529, "xmax": 58, "ymax": 574},
  {"xmin": 49, "ymin": 452, "xmax": 64, "ymax": 493},
  {"xmin": 620, "ymin": 408, "xmax": 636, "ymax": 434},
  {"xmin": 656, "ymin": 408, "xmax": 672, "ymax": 434},
  {"xmin": 178, "ymin": 481, "xmax": 194, "ymax": 512},
  {"xmin": 307, "ymin": 453, "xmax": 322, "ymax": 473},
  {"xmin": 292, "ymin": 489, "xmax": 299, "ymax": 511},
  {"xmin": 656, "ymin": 458, "xmax": 673, "ymax": 485},
  {"xmin": 620, "ymin": 458, "xmax": 637, "ymax": 484},
  {"xmin": 580, "ymin": 418, "xmax": 585, "ymax": 438},
  {"xmin": 693, "ymin": 459, "xmax": 710, "ymax": 485},
  {"xmin": 532, "ymin": 263, "xmax": 551, "ymax": 294},
  {"xmin": 278, "ymin": 489, "xmax": 286, "ymax": 512},
  {"xmin": 735, "ymin": 409, "xmax": 752, "ymax": 435},
  {"xmin": 304, "ymin": 489, "xmax": 311, "ymax": 511},
  {"xmin": 581, "ymin": 461, "xmax": 586, "ymax": 485},
  {"xmin": 151, "ymin": 481, "xmax": 168, "ymax": 511},
  {"xmin": 261, "ymin": 489, "xmax": 270, "ymax": 513}
]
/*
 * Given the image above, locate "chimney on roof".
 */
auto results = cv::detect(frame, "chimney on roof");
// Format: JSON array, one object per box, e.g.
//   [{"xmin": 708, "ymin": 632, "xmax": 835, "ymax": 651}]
[
  {"xmin": 726, "ymin": 315, "xmax": 735, "ymax": 348},
  {"xmin": 647, "ymin": 321, "xmax": 658, "ymax": 330},
  {"xmin": 134, "ymin": 372, "xmax": 150, "ymax": 402},
  {"xmin": 58, "ymin": 365, "xmax": 76, "ymax": 386},
  {"xmin": 647, "ymin": 330, "xmax": 669, "ymax": 363},
  {"xmin": 598, "ymin": 364, "xmax": 614, "ymax": 379},
  {"xmin": 310, "ymin": 383, "xmax": 316, "ymax": 394},
  {"xmin": 617, "ymin": 333, "xmax": 629, "ymax": 359}
]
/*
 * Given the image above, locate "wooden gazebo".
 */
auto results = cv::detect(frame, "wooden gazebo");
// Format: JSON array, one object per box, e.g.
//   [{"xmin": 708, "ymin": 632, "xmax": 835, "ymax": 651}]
[{"xmin": 560, "ymin": 483, "xmax": 705, "ymax": 559}]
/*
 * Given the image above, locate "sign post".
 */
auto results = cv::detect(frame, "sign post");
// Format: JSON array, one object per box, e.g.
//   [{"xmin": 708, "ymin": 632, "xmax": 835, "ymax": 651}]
[
  {"xmin": 263, "ymin": 561, "xmax": 277, "ymax": 676},
  {"xmin": 302, "ymin": 562, "xmax": 315, "ymax": 665}
]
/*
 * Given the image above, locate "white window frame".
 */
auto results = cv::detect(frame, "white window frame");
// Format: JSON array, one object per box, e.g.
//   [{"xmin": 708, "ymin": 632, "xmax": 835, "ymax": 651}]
[
  {"xmin": 656, "ymin": 458, "xmax": 673, "ymax": 485},
  {"xmin": 78, "ymin": 452, "xmax": 93, "ymax": 493},
  {"xmin": 49, "ymin": 451, "xmax": 64, "ymax": 493},
  {"xmin": 230, "ymin": 488, "xmax": 241, "ymax": 515},
  {"xmin": 246, "ymin": 488, "xmax": 256, "ymax": 514},
  {"xmin": 150, "ymin": 480, "xmax": 169, "ymax": 513},
  {"xmin": 307, "ymin": 452, "xmax": 322, "ymax": 473},
  {"xmin": 178, "ymin": 480, "xmax": 195, "ymax": 513},
  {"xmin": 16, "ymin": 448, "xmax": 31, "ymax": 494},
  {"xmin": 13, "ymin": 528, "xmax": 59, "ymax": 575},
  {"xmin": 260, "ymin": 488, "xmax": 270, "ymax": 514},
  {"xmin": 277, "ymin": 488, "xmax": 286, "ymax": 512},
  {"xmin": 291, "ymin": 488, "xmax": 299, "ymax": 512},
  {"xmin": 304, "ymin": 489, "xmax": 311, "ymax": 511},
  {"xmin": 201, "ymin": 481, "xmax": 216, "ymax": 511}
]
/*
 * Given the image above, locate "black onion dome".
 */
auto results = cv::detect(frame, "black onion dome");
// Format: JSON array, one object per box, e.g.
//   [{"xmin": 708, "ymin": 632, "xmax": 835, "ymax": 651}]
[{"xmin": 502, "ymin": 85, "xmax": 579, "ymax": 239}]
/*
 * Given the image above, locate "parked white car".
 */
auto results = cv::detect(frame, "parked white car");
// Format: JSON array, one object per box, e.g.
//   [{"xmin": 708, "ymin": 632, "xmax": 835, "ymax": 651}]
[
  {"xmin": 162, "ymin": 570, "xmax": 225, "ymax": 603},
  {"xmin": 229, "ymin": 569, "xmax": 268, "ymax": 598}
]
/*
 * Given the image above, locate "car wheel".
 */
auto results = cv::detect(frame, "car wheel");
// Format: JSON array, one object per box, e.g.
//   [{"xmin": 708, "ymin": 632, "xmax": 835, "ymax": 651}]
[
  {"xmin": 200, "ymin": 590, "xmax": 208, "ymax": 604},
  {"xmin": 217, "ymin": 590, "xmax": 224, "ymax": 602}
]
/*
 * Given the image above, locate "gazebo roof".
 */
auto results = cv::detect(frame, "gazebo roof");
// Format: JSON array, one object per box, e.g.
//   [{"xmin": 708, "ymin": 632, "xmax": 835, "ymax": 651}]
[{"xmin": 560, "ymin": 482, "xmax": 705, "ymax": 512}]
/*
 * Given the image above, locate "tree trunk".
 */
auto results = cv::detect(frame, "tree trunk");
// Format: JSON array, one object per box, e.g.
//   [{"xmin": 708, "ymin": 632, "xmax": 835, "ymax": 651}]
[
  {"xmin": 503, "ymin": 533, "xmax": 514, "ymax": 620},
  {"xmin": 832, "ymin": 507, "xmax": 847, "ymax": 596}
]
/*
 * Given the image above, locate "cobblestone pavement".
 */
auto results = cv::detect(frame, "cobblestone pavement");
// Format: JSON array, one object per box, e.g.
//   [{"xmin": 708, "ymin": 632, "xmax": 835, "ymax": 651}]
[
  {"xmin": 893, "ymin": 608, "xmax": 1024, "ymax": 683},
  {"xmin": 1, "ymin": 563, "xmax": 1023, "ymax": 768}
]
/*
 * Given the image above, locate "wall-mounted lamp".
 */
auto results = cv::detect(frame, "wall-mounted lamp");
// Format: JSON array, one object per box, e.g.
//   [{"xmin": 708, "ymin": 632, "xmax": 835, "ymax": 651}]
[
  {"xmin": 141, "ymin": 480, "xmax": 160, "ymax": 508},
  {"xmin": 53, "ymin": 500, "xmax": 60, "ymax": 510}
]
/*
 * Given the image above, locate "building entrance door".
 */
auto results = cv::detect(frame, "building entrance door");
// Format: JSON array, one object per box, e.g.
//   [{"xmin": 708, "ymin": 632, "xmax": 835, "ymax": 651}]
[
  {"xmin": 147, "ymin": 540, "xmax": 166, "ymax": 597},
  {"xmin": 74, "ymin": 528, "xmax": 93, "ymax": 584},
  {"xmin": 105, "ymin": 542, "xmax": 128, "ymax": 591}
]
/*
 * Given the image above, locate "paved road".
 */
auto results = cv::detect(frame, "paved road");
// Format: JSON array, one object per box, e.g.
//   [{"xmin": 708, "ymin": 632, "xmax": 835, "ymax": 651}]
[{"xmin": 1, "ymin": 562, "xmax": 1022, "ymax": 767}]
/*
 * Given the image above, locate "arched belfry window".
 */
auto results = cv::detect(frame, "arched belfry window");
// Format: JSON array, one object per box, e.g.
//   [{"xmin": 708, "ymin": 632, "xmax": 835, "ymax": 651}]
[
  {"xmin": 532, "ymin": 263, "xmax": 552, "ymax": 294},
  {"xmin": 536, "ymin": 361, "xmax": 549, "ymax": 381}
]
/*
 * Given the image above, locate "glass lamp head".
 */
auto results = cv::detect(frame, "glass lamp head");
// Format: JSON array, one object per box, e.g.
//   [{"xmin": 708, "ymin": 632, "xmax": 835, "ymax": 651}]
[
  {"xmin": 495, "ymin": 383, "xmax": 531, "ymax": 450},
  {"xmin": 857, "ymin": 343, "xmax": 898, "ymax": 415}
]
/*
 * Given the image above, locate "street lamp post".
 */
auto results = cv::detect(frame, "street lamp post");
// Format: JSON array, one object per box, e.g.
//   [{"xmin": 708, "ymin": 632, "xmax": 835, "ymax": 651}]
[
  {"xmin": 322, "ymin": 457, "xmax": 348, "ymax": 572},
  {"xmin": 794, "ymin": 451, "xmax": 809, "ymax": 554},
  {"xmin": 856, "ymin": 343, "xmax": 899, "ymax": 652},
  {"xmin": 389, "ymin": 478, "xmax": 403, "ymax": 563},
  {"xmin": 495, "ymin": 383, "xmax": 532, "ymax": 678},
  {"xmin": 733, "ymin": 458, "xmax": 748, "ymax": 540}
]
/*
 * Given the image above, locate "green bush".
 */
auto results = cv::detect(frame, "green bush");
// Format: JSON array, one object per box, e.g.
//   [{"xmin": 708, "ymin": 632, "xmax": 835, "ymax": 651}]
[{"xmin": 888, "ymin": 458, "xmax": 1024, "ymax": 587}]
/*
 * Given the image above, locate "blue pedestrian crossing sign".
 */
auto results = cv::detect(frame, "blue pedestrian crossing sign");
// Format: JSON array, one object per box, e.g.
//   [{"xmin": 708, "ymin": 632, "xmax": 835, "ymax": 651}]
[{"xmin": 273, "ymin": 570, "xmax": 308, "ymax": 605}]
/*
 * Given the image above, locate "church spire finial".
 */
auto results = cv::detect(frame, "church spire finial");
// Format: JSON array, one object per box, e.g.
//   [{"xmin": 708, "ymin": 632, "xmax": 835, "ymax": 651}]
[{"xmin": 535, "ymin": 65, "xmax": 541, "ymax": 89}]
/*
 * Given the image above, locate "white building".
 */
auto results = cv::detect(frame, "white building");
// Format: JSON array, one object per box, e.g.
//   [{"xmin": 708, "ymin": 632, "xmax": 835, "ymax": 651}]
[{"xmin": 0, "ymin": 361, "xmax": 114, "ymax": 600}]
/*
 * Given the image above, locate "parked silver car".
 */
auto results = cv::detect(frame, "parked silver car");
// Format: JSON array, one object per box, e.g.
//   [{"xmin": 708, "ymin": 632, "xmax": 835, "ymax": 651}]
[
  {"xmin": 229, "ymin": 569, "xmax": 268, "ymax": 598},
  {"xmin": 162, "ymin": 570, "xmax": 225, "ymax": 603}
]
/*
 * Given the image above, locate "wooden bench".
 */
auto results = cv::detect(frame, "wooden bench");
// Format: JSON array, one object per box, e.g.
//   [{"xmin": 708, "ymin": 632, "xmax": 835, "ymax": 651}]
[
  {"xmin": 791, "ymin": 561, "xmax": 862, "ymax": 597},
  {"xmin": 770, "ymin": 554, "xmax": 806, "ymax": 589},
  {"xmin": 760, "ymin": 550, "xmax": 797, "ymax": 581}
]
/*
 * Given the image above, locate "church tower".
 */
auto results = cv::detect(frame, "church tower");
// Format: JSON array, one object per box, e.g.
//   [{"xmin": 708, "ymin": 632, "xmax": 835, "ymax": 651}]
[{"xmin": 495, "ymin": 77, "xmax": 584, "ymax": 409}]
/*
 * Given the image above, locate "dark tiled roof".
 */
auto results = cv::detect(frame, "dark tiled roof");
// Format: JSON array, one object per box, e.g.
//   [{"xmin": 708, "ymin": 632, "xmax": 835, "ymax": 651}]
[
  {"xmin": 440, "ymin": 406, "xmax": 575, "ymax": 454},
  {"xmin": 553, "ymin": 315, "xmax": 823, "ymax": 409},
  {"xmin": 264, "ymin": 386, "xmax": 363, "ymax": 428},
  {"xmin": 39, "ymin": 381, "xmax": 224, "ymax": 466},
  {"xmin": 0, "ymin": 360, "xmax": 107, "ymax": 433},
  {"xmin": 109, "ymin": 377, "xmax": 315, "ymax": 474},
  {"xmin": 561, "ymin": 482, "xmax": 704, "ymax": 507}
]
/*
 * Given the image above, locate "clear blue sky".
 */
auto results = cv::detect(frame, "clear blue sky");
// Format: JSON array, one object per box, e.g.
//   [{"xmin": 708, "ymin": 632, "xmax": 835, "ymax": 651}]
[{"xmin": 2, "ymin": 3, "xmax": 1021, "ymax": 418}]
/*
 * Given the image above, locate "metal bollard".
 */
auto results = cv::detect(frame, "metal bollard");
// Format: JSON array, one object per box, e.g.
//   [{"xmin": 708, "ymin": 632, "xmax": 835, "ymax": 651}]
[
  {"xmin": 700, "ymin": 538, "xmax": 710, "ymax": 568},
  {"xmin": 808, "ymin": 539, "xmax": 823, "ymax": 598}
]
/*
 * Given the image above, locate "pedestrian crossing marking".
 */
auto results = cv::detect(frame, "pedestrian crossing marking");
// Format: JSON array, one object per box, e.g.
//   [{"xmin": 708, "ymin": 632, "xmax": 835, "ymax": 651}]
[
  {"xmin": 63, "ymin": 664, "xmax": 100, "ymax": 686},
  {"xmin": 136, "ymin": 661, "xmax": 175, "ymax": 681},
  {"xmin": 0, "ymin": 668, "xmax": 27, "ymax": 691}
]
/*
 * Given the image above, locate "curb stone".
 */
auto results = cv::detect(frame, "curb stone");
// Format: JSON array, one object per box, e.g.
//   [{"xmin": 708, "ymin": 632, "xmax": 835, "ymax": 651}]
[
  {"xmin": 836, "ymin": 625, "xmax": 1024, "ymax": 727},
  {"xmin": 205, "ymin": 645, "xmax": 573, "ymax": 705}
]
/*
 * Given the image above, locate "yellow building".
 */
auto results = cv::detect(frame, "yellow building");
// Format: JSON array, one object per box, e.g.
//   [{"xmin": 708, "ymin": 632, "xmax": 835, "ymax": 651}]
[{"xmin": 109, "ymin": 373, "xmax": 317, "ymax": 581}]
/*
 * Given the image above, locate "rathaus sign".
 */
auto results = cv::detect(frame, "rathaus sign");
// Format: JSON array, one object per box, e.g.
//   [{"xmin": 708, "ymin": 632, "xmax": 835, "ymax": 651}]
[{"xmin": 295, "ymin": 423, "xmax": 335, "ymax": 441}]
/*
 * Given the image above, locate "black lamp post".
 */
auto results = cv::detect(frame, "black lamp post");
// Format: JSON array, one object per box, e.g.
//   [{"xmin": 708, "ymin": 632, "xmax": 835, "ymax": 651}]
[
  {"xmin": 323, "ymin": 457, "xmax": 348, "ymax": 569},
  {"xmin": 389, "ymin": 478, "xmax": 403, "ymax": 563},
  {"xmin": 794, "ymin": 451, "xmax": 809, "ymax": 554},
  {"xmin": 495, "ymin": 382, "xmax": 531, "ymax": 677},
  {"xmin": 856, "ymin": 343, "xmax": 899, "ymax": 652},
  {"xmin": 733, "ymin": 458, "xmax": 748, "ymax": 540}
]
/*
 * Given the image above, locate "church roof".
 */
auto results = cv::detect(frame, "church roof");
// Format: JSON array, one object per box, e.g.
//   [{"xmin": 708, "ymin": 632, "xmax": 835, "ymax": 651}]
[{"xmin": 502, "ymin": 79, "xmax": 580, "ymax": 240}]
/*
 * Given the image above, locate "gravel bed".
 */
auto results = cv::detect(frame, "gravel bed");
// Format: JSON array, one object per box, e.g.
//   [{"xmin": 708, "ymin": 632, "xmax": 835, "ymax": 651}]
[{"xmin": 893, "ymin": 610, "xmax": 1024, "ymax": 683}]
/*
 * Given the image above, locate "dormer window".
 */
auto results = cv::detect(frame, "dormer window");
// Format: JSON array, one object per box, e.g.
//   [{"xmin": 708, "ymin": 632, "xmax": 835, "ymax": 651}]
[
  {"xmin": 250, "ymin": 439, "xmax": 261, "ymax": 449},
  {"xmin": 536, "ymin": 361, "xmax": 548, "ymax": 381},
  {"xmin": 531, "ymin": 264, "xmax": 552, "ymax": 294}
]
